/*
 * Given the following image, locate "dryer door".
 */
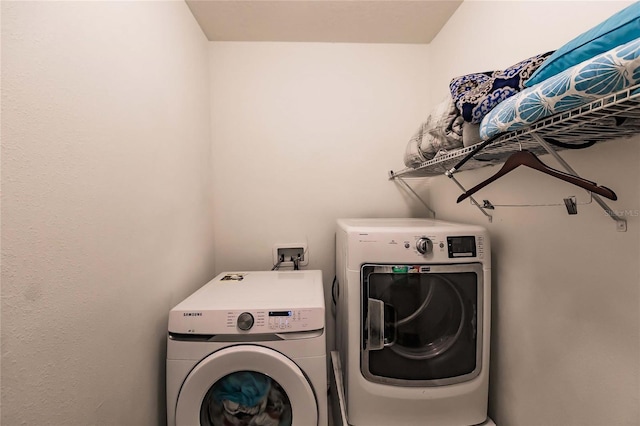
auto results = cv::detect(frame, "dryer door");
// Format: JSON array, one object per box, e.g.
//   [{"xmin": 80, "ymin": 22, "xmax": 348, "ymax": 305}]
[
  {"xmin": 175, "ymin": 345, "xmax": 318, "ymax": 426},
  {"xmin": 361, "ymin": 263, "xmax": 484, "ymax": 387}
]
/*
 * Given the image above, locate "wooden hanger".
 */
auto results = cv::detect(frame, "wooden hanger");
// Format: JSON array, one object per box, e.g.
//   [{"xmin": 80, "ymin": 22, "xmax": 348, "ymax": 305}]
[{"xmin": 456, "ymin": 150, "xmax": 617, "ymax": 203}]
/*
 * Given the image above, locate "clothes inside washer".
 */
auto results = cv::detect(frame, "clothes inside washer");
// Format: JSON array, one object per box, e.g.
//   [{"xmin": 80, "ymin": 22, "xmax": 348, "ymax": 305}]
[{"xmin": 200, "ymin": 371, "xmax": 292, "ymax": 426}]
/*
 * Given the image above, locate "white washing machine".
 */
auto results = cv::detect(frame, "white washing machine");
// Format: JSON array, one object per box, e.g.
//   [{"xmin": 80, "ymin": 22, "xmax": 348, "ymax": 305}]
[
  {"xmin": 335, "ymin": 218, "xmax": 491, "ymax": 426},
  {"xmin": 167, "ymin": 270, "xmax": 328, "ymax": 426}
]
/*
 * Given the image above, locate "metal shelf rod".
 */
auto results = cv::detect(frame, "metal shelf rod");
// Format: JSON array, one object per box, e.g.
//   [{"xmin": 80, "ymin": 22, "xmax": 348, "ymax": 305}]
[
  {"xmin": 393, "ymin": 176, "xmax": 437, "ymax": 219},
  {"xmin": 445, "ymin": 171, "xmax": 493, "ymax": 222},
  {"xmin": 531, "ymin": 133, "xmax": 627, "ymax": 232},
  {"xmin": 389, "ymin": 85, "xmax": 637, "ymax": 231}
]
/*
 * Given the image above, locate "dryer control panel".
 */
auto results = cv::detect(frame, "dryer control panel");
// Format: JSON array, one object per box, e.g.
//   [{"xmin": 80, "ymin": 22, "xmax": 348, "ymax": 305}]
[{"xmin": 346, "ymin": 230, "xmax": 488, "ymax": 268}]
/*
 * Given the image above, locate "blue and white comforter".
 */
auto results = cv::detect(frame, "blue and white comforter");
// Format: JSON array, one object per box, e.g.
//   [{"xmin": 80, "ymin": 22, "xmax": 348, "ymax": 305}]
[{"xmin": 479, "ymin": 37, "xmax": 640, "ymax": 140}]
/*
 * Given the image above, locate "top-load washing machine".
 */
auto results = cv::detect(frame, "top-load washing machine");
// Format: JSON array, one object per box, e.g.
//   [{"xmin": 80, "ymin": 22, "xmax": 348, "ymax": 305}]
[
  {"xmin": 335, "ymin": 218, "xmax": 491, "ymax": 426},
  {"xmin": 167, "ymin": 270, "xmax": 328, "ymax": 426}
]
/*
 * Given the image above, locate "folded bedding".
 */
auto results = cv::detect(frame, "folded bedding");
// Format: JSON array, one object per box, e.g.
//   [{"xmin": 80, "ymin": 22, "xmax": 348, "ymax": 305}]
[
  {"xmin": 450, "ymin": 51, "xmax": 553, "ymax": 124},
  {"xmin": 480, "ymin": 37, "xmax": 640, "ymax": 140},
  {"xmin": 403, "ymin": 96, "xmax": 481, "ymax": 167},
  {"xmin": 404, "ymin": 50, "xmax": 552, "ymax": 168},
  {"xmin": 401, "ymin": 4, "xmax": 640, "ymax": 172}
]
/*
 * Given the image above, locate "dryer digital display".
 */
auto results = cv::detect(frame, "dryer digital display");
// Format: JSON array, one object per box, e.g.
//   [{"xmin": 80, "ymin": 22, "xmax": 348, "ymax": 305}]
[{"xmin": 447, "ymin": 236, "xmax": 476, "ymax": 258}]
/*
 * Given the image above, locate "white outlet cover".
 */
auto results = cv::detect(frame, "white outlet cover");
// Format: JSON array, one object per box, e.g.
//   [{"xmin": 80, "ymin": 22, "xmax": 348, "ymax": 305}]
[{"xmin": 272, "ymin": 243, "xmax": 308, "ymax": 266}]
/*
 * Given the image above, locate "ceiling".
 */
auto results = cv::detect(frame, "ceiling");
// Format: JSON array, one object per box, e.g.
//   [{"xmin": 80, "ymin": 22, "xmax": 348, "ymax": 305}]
[{"xmin": 186, "ymin": 0, "xmax": 463, "ymax": 44}]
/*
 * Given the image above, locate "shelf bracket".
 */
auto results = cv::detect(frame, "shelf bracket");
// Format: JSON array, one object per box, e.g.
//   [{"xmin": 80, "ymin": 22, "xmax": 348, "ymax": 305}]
[
  {"xmin": 531, "ymin": 133, "xmax": 627, "ymax": 232},
  {"xmin": 482, "ymin": 200, "xmax": 495, "ymax": 210},
  {"xmin": 445, "ymin": 170, "xmax": 493, "ymax": 223},
  {"xmin": 389, "ymin": 172, "xmax": 436, "ymax": 219}
]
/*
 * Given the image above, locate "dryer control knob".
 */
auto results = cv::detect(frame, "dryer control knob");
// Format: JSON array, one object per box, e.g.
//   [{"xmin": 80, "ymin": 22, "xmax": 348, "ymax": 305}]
[
  {"xmin": 416, "ymin": 238, "xmax": 433, "ymax": 255},
  {"xmin": 237, "ymin": 312, "xmax": 254, "ymax": 331}
]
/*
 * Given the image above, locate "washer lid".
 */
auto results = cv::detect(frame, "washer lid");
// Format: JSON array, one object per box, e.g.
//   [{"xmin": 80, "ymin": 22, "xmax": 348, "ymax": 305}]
[
  {"xmin": 172, "ymin": 270, "xmax": 324, "ymax": 312},
  {"xmin": 174, "ymin": 345, "xmax": 318, "ymax": 426},
  {"xmin": 169, "ymin": 270, "xmax": 325, "ymax": 334}
]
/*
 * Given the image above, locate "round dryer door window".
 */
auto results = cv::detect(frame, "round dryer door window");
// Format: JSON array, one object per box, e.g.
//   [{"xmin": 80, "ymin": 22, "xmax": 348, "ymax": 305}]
[
  {"xmin": 361, "ymin": 263, "xmax": 484, "ymax": 387},
  {"xmin": 175, "ymin": 345, "xmax": 318, "ymax": 426}
]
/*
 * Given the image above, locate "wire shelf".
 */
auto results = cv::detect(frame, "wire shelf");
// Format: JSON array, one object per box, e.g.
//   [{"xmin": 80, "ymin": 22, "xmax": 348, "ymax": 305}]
[{"xmin": 389, "ymin": 84, "xmax": 640, "ymax": 179}]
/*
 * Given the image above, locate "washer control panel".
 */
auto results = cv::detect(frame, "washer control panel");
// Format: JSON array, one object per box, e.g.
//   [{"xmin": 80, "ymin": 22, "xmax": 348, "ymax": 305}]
[
  {"xmin": 169, "ymin": 307, "xmax": 325, "ymax": 334},
  {"xmin": 236, "ymin": 312, "xmax": 255, "ymax": 330},
  {"xmin": 225, "ymin": 308, "xmax": 322, "ymax": 333},
  {"xmin": 170, "ymin": 306, "xmax": 324, "ymax": 335}
]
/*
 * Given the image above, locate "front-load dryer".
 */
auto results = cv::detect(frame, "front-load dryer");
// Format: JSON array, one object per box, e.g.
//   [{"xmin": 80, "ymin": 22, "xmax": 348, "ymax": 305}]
[
  {"xmin": 335, "ymin": 218, "xmax": 491, "ymax": 426},
  {"xmin": 167, "ymin": 270, "xmax": 328, "ymax": 426}
]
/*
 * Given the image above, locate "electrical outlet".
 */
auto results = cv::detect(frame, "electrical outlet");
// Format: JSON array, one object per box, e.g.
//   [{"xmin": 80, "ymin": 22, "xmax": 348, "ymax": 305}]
[{"xmin": 273, "ymin": 243, "xmax": 308, "ymax": 267}]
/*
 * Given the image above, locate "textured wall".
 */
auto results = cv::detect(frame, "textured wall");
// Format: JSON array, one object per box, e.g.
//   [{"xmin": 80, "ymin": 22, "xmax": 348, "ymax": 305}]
[
  {"xmin": 427, "ymin": 2, "xmax": 640, "ymax": 425},
  {"xmin": 5, "ymin": 2, "xmax": 637, "ymax": 425},
  {"xmin": 1, "ymin": 2, "xmax": 215, "ymax": 424},
  {"xmin": 208, "ymin": 41, "xmax": 431, "ymax": 351}
]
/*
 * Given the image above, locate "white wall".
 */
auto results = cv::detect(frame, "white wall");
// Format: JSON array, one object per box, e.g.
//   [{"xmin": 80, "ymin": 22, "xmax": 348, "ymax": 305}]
[
  {"xmin": 427, "ymin": 2, "xmax": 640, "ymax": 425},
  {"xmin": 1, "ymin": 2, "xmax": 215, "ymax": 424},
  {"xmin": 209, "ymin": 42, "xmax": 431, "ymax": 348}
]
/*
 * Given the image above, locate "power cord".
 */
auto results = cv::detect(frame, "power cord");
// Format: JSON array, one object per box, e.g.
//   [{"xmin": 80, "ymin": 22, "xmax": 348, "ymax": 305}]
[
  {"xmin": 331, "ymin": 276, "xmax": 338, "ymax": 306},
  {"xmin": 271, "ymin": 254, "xmax": 285, "ymax": 271},
  {"xmin": 273, "ymin": 254, "xmax": 304, "ymax": 270}
]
